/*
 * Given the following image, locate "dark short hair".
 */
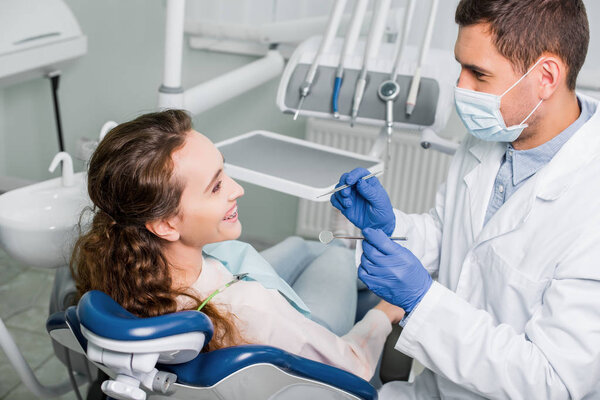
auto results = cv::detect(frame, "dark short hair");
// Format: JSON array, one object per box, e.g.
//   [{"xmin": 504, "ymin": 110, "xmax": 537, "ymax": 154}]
[{"xmin": 455, "ymin": 0, "xmax": 589, "ymax": 90}]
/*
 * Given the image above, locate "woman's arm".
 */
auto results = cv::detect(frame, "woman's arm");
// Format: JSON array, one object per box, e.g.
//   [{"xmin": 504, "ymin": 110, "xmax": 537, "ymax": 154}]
[{"xmin": 221, "ymin": 281, "xmax": 394, "ymax": 380}]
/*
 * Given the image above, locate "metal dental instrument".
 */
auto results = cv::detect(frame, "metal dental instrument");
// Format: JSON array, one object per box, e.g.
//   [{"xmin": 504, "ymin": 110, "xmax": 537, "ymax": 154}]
[
  {"xmin": 350, "ymin": 0, "xmax": 391, "ymax": 126},
  {"xmin": 319, "ymin": 230, "xmax": 407, "ymax": 244},
  {"xmin": 316, "ymin": 170, "xmax": 382, "ymax": 198},
  {"xmin": 294, "ymin": 0, "xmax": 348, "ymax": 120},
  {"xmin": 332, "ymin": 0, "xmax": 370, "ymax": 119},
  {"xmin": 377, "ymin": 0, "xmax": 415, "ymax": 171},
  {"xmin": 406, "ymin": 0, "xmax": 439, "ymax": 115}
]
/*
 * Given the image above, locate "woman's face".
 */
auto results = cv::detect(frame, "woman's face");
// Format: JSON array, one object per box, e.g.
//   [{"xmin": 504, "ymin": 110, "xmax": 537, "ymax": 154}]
[{"xmin": 169, "ymin": 130, "xmax": 244, "ymax": 247}]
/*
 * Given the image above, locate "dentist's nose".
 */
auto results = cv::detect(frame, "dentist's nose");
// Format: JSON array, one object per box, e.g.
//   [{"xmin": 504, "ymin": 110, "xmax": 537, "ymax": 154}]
[{"xmin": 456, "ymin": 68, "xmax": 473, "ymax": 90}]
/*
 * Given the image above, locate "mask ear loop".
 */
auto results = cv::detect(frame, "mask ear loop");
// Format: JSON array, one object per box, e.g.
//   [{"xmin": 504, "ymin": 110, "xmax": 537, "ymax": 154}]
[
  {"xmin": 500, "ymin": 57, "xmax": 546, "ymax": 98},
  {"xmin": 518, "ymin": 98, "xmax": 544, "ymax": 126}
]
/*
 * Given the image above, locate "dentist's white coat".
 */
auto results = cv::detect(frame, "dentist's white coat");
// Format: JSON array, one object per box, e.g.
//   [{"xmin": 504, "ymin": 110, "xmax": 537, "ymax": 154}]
[{"xmin": 379, "ymin": 95, "xmax": 600, "ymax": 399}]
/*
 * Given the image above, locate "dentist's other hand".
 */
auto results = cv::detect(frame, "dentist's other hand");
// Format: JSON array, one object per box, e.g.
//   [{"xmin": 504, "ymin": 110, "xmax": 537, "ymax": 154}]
[
  {"xmin": 330, "ymin": 168, "xmax": 395, "ymax": 235},
  {"xmin": 359, "ymin": 228, "xmax": 432, "ymax": 313}
]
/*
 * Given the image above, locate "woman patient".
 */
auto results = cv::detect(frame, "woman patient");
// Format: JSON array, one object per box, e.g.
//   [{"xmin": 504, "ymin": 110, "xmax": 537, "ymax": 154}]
[{"xmin": 70, "ymin": 109, "xmax": 404, "ymax": 380}]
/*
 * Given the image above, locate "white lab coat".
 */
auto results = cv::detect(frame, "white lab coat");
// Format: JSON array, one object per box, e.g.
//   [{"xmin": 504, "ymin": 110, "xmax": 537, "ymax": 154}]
[{"xmin": 378, "ymin": 94, "xmax": 600, "ymax": 399}]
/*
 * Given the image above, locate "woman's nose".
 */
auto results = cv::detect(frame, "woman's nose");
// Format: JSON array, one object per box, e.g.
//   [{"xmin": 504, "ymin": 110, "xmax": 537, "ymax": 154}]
[{"xmin": 228, "ymin": 176, "xmax": 244, "ymax": 199}]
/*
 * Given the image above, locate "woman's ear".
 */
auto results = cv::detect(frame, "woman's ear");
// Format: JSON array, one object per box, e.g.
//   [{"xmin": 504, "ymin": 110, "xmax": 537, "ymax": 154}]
[{"xmin": 145, "ymin": 218, "xmax": 180, "ymax": 242}]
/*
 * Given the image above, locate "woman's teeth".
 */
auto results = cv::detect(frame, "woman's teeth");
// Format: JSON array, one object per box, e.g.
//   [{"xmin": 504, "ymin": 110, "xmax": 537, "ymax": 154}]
[{"xmin": 224, "ymin": 207, "xmax": 238, "ymax": 220}]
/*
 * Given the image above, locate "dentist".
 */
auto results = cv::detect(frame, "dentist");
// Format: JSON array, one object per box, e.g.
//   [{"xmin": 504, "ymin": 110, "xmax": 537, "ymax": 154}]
[{"xmin": 332, "ymin": 0, "xmax": 600, "ymax": 398}]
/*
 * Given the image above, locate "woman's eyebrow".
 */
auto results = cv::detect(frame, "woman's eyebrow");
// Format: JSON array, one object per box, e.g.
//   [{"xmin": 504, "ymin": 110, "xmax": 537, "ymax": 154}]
[{"xmin": 204, "ymin": 168, "xmax": 222, "ymax": 193}]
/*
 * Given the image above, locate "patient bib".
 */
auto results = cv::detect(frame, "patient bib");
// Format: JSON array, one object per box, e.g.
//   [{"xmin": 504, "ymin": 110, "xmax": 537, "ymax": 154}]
[{"xmin": 203, "ymin": 241, "xmax": 311, "ymax": 317}]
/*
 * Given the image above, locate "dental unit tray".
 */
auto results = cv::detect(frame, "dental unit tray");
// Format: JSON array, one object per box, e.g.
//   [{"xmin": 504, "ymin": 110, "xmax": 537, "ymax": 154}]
[
  {"xmin": 277, "ymin": 36, "xmax": 459, "ymax": 133},
  {"xmin": 216, "ymin": 131, "xmax": 383, "ymax": 202}
]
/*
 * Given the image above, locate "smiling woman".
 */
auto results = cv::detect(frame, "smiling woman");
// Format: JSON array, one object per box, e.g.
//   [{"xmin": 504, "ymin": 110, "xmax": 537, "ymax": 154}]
[{"xmin": 70, "ymin": 109, "xmax": 404, "ymax": 380}]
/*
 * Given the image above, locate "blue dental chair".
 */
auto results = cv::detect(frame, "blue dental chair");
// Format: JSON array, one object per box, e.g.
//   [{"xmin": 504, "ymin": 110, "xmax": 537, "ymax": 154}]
[{"xmin": 47, "ymin": 290, "xmax": 378, "ymax": 400}]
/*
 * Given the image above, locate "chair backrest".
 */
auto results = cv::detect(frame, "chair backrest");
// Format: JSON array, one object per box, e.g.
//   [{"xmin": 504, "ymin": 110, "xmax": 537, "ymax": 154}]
[{"xmin": 47, "ymin": 290, "xmax": 378, "ymax": 400}]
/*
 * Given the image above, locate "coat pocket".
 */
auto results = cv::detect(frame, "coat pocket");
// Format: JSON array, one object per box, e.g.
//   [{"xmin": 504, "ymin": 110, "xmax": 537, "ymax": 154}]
[{"xmin": 464, "ymin": 245, "xmax": 549, "ymax": 330}]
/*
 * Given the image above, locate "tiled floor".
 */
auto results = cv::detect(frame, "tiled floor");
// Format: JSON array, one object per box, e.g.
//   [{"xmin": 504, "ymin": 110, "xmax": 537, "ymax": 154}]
[{"xmin": 0, "ymin": 248, "xmax": 88, "ymax": 400}]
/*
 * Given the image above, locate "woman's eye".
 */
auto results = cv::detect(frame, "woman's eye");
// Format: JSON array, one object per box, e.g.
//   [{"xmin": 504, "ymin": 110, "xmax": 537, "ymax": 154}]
[{"xmin": 212, "ymin": 181, "xmax": 222, "ymax": 193}]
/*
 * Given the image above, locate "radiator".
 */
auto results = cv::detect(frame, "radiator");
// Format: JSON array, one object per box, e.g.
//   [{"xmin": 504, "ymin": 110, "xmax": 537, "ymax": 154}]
[{"xmin": 296, "ymin": 118, "xmax": 453, "ymax": 238}]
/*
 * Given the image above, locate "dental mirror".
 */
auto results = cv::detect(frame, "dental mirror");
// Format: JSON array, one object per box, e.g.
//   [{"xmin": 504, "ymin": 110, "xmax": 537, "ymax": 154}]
[
  {"xmin": 318, "ymin": 230, "xmax": 408, "ymax": 244},
  {"xmin": 319, "ymin": 230, "xmax": 335, "ymax": 244}
]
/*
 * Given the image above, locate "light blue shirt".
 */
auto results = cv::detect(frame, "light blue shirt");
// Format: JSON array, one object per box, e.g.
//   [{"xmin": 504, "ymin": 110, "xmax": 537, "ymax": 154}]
[
  {"xmin": 203, "ymin": 240, "xmax": 311, "ymax": 317},
  {"xmin": 484, "ymin": 96, "xmax": 597, "ymax": 225}
]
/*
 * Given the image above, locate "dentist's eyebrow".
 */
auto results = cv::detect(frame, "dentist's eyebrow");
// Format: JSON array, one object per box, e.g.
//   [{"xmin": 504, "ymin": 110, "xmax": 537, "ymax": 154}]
[
  {"xmin": 204, "ymin": 154, "xmax": 226, "ymax": 193},
  {"xmin": 462, "ymin": 62, "xmax": 492, "ymax": 75}
]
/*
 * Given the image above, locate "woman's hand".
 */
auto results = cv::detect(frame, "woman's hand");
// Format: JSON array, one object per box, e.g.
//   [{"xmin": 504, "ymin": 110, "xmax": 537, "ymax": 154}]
[{"xmin": 374, "ymin": 299, "xmax": 405, "ymax": 324}]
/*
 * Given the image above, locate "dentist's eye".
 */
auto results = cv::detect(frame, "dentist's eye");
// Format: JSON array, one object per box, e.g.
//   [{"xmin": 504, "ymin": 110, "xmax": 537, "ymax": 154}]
[
  {"xmin": 473, "ymin": 70, "xmax": 485, "ymax": 80},
  {"xmin": 212, "ymin": 181, "xmax": 222, "ymax": 193}
]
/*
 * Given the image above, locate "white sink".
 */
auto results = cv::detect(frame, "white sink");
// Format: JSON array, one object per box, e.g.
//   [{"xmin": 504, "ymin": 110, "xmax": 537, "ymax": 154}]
[{"xmin": 0, "ymin": 172, "xmax": 91, "ymax": 269}]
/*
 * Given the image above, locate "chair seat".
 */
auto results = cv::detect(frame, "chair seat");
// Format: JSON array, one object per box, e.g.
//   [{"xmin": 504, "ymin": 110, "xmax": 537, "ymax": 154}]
[{"xmin": 161, "ymin": 345, "xmax": 377, "ymax": 400}]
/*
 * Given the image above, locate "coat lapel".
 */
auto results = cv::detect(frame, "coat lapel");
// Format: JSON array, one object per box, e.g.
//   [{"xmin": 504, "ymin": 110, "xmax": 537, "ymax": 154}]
[
  {"xmin": 476, "ymin": 93, "xmax": 600, "ymax": 245},
  {"xmin": 463, "ymin": 141, "xmax": 505, "ymax": 242}
]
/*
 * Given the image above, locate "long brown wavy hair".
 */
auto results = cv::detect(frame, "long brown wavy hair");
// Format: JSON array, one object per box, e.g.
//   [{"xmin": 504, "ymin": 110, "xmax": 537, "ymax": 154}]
[{"xmin": 70, "ymin": 109, "xmax": 245, "ymax": 351}]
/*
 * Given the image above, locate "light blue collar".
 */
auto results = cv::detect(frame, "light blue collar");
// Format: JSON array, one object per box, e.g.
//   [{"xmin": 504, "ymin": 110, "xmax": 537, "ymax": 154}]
[
  {"xmin": 509, "ymin": 96, "xmax": 596, "ymax": 186},
  {"xmin": 203, "ymin": 240, "xmax": 311, "ymax": 317}
]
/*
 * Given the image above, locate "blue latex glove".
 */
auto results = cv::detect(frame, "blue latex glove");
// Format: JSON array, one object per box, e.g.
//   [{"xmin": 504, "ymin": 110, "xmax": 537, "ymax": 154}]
[
  {"xmin": 330, "ymin": 167, "xmax": 395, "ymax": 236},
  {"xmin": 359, "ymin": 228, "xmax": 432, "ymax": 313}
]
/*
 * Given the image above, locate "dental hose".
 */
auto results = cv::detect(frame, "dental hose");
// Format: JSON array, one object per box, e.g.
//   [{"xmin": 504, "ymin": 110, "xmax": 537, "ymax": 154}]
[{"xmin": 332, "ymin": 74, "xmax": 343, "ymax": 118}]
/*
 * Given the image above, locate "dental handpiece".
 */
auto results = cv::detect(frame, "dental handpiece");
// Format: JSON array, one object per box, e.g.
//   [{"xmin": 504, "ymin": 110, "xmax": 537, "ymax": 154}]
[
  {"xmin": 294, "ymin": 0, "xmax": 348, "ymax": 120},
  {"xmin": 378, "ymin": 80, "xmax": 400, "ymax": 172},
  {"xmin": 406, "ymin": 0, "xmax": 438, "ymax": 115},
  {"xmin": 390, "ymin": 0, "xmax": 416, "ymax": 82},
  {"xmin": 332, "ymin": 0, "xmax": 370, "ymax": 119},
  {"xmin": 350, "ymin": 0, "xmax": 391, "ymax": 126}
]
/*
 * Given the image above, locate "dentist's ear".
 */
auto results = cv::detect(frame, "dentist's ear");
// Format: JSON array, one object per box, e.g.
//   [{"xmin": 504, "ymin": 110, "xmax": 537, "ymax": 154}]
[
  {"xmin": 145, "ymin": 218, "xmax": 180, "ymax": 242},
  {"xmin": 538, "ymin": 57, "xmax": 561, "ymax": 99}
]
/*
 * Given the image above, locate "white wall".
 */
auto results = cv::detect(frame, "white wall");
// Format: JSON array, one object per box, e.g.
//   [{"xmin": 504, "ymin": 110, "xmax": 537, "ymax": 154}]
[{"xmin": 0, "ymin": 0, "xmax": 305, "ymax": 243}]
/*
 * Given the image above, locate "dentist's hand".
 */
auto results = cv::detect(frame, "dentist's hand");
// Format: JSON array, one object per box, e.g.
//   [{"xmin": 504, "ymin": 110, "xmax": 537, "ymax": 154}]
[
  {"xmin": 330, "ymin": 168, "xmax": 395, "ymax": 236},
  {"xmin": 359, "ymin": 228, "xmax": 432, "ymax": 313}
]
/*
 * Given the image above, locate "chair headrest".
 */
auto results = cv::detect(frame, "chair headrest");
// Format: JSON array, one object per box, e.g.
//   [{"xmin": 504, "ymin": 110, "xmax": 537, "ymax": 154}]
[{"xmin": 77, "ymin": 290, "xmax": 214, "ymax": 342}]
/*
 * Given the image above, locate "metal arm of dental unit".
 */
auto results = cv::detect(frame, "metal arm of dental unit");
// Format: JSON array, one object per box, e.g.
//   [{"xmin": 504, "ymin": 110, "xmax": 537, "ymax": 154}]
[
  {"xmin": 157, "ymin": 0, "xmax": 284, "ymax": 115},
  {"xmin": 0, "ymin": 317, "xmax": 86, "ymax": 398}
]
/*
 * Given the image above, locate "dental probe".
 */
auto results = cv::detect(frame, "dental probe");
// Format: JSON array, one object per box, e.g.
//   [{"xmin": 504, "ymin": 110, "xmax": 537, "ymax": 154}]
[
  {"xmin": 294, "ymin": 0, "xmax": 349, "ymax": 120},
  {"xmin": 319, "ymin": 230, "xmax": 407, "ymax": 244},
  {"xmin": 350, "ymin": 0, "xmax": 392, "ymax": 126},
  {"xmin": 316, "ymin": 170, "xmax": 382, "ymax": 198},
  {"xmin": 332, "ymin": 0, "xmax": 370, "ymax": 119},
  {"xmin": 377, "ymin": 0, "xmax": 416, "ymax": 171},
  {"xmin": 406, "ymin": 0, "xmax": 439, "ymax": 115}
]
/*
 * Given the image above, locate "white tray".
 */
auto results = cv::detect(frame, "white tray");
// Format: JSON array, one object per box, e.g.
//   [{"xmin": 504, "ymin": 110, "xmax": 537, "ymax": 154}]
[{"xmin": 216, "ymin": 130, "xmax": 383, "ymax": 202}]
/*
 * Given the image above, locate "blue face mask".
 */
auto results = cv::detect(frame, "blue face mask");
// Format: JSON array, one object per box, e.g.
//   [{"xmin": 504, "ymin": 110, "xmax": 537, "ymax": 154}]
[{"xmin": 454, "ymin": 58, "xmax": 545, "ymax": 142}]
